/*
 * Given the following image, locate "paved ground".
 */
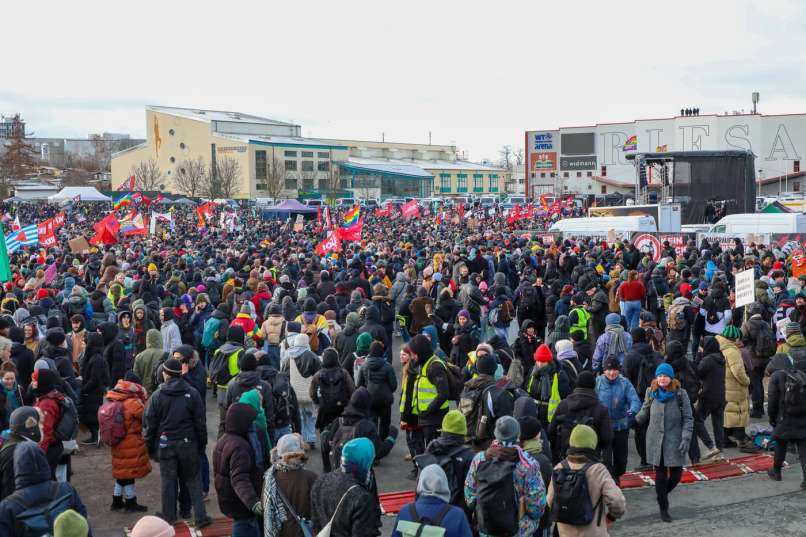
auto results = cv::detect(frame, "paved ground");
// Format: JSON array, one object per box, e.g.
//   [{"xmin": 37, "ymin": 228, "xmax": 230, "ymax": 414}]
[{"xmin": 74, "ymin": 327, "xmax": 806, "ymax": 536}]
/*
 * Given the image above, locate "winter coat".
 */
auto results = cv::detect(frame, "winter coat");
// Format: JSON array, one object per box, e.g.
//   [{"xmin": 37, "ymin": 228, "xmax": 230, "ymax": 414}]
[
  {"xmin": 549, "ymin": 388, "xmax": 612, "ymax": 462},
  {"xmin": 0, "ymin": 442, "xmax": 88, "ymax": 536},
  {"xmin": 98, "ymin": 322, "xmax": 126, "ymax": 384},
  {"xmin": 767, "ymin": 334, "xmax": 806, "ymax": 376},
  {"xmin": 512, "ymin": 320, "xmax": 540, "ymax": 371},
  {"xmin": 591, "ymin": 330, "xmax": 633, "ymax": 373},
  {"xmin": 358, "ymin": 307, "xmax": 389, "ymax": 351},
  {"xmin": 742, "ymin": 315, "xmax": 774, "ymax": 367},
  {"xmin": 418, "ymin": 355, "xmax": 451, "ymax": 428},
  {"xmin": 547, "ymin": 454, "xmax": 626, "ymax": 537},
  {"xmin": 213, "ymin": 404, "xmax": 262, "ymax": 520},
  {"xmin": 267, "ymin": 465, "xmax": 319, "ymax": 537},
  {"xmin": 423, "ymin": 433, "xmax": 475, "ymax": 509},
  {"xmin": 358, "ymin": 355, "xmax": 397, "ymax": 406},
  {"xmin": 622, "ymin": 341, "xmax": 662, "ymax": 400},
  {"xmin": 716, "ymin": 335, "xmax": 751, "ymax": 428},
  {"xmin": 34, "ymin": 389, "xmax": 64, "ymax": 468},
  {"xmin": 334, "ymin": 318, "xmax": 360, "ymax": 370},
  {"xmin": 696, "ymin": 343, "xmax": 726, "ymax": 407},
  {"xmin": 79, "ymin": 350, "xmax": 111, "ymax": 425},
  {"xmin": 595, "ymin": 374, "xmax": 641, "ymax": 431},
  {"xmin": 106, "ymin": 380, "xmax": 151, "ymax": 480},
  {"xmin": 160, "ymin": 319, "xmax": 183, "ymax": 355},
  {"xmin": 768, "ymin": 365, "xmax": 806, "ymax": 441},
  {"xmin": 310, "ymin": 471, "xmax": 382, "ymax": 537},
  {"xmin": 10, "ymin": 343, "xmax": 34, "ymax": 388},
  {"xmin": 133, "ymin": 329, "xmax": 164, "ymax": 396},
  {"xmin": 144, "ymin": 376, "xmax": 206, "ymax": 454},
  {"xmin": 224, "ymin": 370, "xmax": 273, "ymax": 425},
  {"xmin": 635, "ymin": 380, "xmax": 694, "ymax": 467},
  {"xmin": 392, "ymin": 495, "xmax": 472, "ymax": 537}
]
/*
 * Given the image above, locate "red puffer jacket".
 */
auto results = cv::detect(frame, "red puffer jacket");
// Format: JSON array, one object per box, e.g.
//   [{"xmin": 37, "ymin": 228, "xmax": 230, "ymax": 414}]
[{"xmin": 106, "ymin": 381, "xmax": 151, "ymax": 480}]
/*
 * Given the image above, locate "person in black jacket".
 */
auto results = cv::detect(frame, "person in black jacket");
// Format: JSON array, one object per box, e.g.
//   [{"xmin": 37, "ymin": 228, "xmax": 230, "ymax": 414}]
[
  {"xmin": 622, "ymin": 327, "xmax": 661, "ymax": 469},
  {"xmin": 420, "ymin": 410, "xmax": 474, "ymax": 520},
  {"xmin": 8, "ymin": 327, "xmax": 34, "ymax": 389},
  {"xmin": 256, "ymin": 352, "xmax": 301, "ymax": 442},
  {"xmin": 78, "ymin": 333, "xmax": 110, "ymax": 446},
  {"xmin": 98, "ymin": 321, "xmax": 126, "ymax": 384},
  {"xmin": 370, "ymin": 284, "xmax": 395, "ymax": 356},
  {"xmin": 358, "ymin": 305, "xmax": 389, "ymax": 354},
  {"xmin": 41, "ymin": 328, "xmax": 79, "ymax": 393},
  {"xmin": 548, "ymin": 370, "xmax": 612, "ymax": 464},
  {"xmin": 222, "ymin": 349, "xmax": 272, "ymax": 428},
  {"xmin": 409, "ymin": 334, "xmax": 450, "ymax": 445},
  {"xmin": 144, "ymin": 358, "xmax": 211, "ymax": 528},
  {"xmin": 571, "ymin": 329, "xmax": 594, "ymax": 371},
  {"xmin": 358, "ymin": 341, "xmax": 397, "ymax": 439},
  {"xmin": 695, "ymin": 336, "xmax": 726, "ymax": 453},
  {"xmin": 767, "ymin": 361, "xmax": 806, "ymax": 486},
  {"xmin": 0, "ymin": 406, "xmax": 41, "ymax": 501},
  {"xmin": 213, "ymin": 403, "xmax": 263, "ymax": 536},
  {"xmin": 512, "ymin": 319, "xmax": 541, "ymax": 374}
]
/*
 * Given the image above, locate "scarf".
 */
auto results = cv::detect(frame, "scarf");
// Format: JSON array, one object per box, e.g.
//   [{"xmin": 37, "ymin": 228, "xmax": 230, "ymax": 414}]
[
  {"xmin": 651, "ymin": 386, "xmax": 676, "ymax": 402},
  {"xmin": 262, "ymin": 468, "xmax": 287, "ymax": 537},
  {"xmin": 3, "ymin": 384, "xmax": 19, "ymax": 414},
  {"xmin": 240, "ymin": 390, "xmax": 272, "ymax": 450},
  {"xmin": 605, "ymin": 324, "xmax": 626, "ymax": 358}
]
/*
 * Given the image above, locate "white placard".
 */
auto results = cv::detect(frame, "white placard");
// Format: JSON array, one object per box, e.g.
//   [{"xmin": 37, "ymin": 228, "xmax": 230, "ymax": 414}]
[{"xmin": 735, "ymin": 268, "xmax": 755, "ymax": 308}]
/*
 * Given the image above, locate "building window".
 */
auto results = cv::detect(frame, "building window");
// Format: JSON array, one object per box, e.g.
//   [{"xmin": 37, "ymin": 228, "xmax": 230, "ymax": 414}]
[
  {"xmin": 301, "ymin": 161, "xmax": 314, "ymax": 172},
  {"xmin": 796, "ymin": 181, "xmax": 801, "ymax": 192},
  {"xmin": 488, "ymin": 174, "xmax": 498, "ymax": 193},
  {"xmin": 318, "ymin": 151, "xmax": 329, "ymax": 158},
  {"xmin": 318, "ymin": 161, "xmax": 330, "ymax": 172},
  {"xmin": 169, "ymin": 129, "xmax": 175, "ymax": 136},
  {"xmin": 285, "ymin": 160, "xmax": 297, "ymax": 171},
  {"xmin": 601, "ymin": 185, "xmax": 607, "ymax": 194},
  {"xmin": 473, "ymin": 174, "xmax": 483, "ymax": 192},
  {"xmin": 285, "ymin": 176, "xmax": 297, "ymax": 190},
  {"xmin": 301, "ymin": 151, "xmax": 314, "ymax": 158},
  {"xmin": 563, "ymin": 172, "xmax": 569, "ymax": 178},
  {"xmin": 586, "ymin": 171, "xmax": 592, "ymax": 177},
  {"xmin": 601, "ymin": 165, "xmax": 607, "ymax": 176},
  {"xmin": 550, "ymin": 172, "xmax": 556, "ymax": 178},
  {"xmin": 576, "ymin": 171, "xmax": 582, "ymax": 178},
  {"xmin": 303, "ymin": 177, "xmax": 314, "ymax": 189},
  {"xmin": 255, "ymin": 150, "xmax": 267, "ymax": 180},
  {"xmin": 796, "ymin": 160, "xmax": 801, "ymax": 173},
  {"xmin": 256, "ymin": 183, "xmax": 267, "ymax": 191},
  {"xmin": 457, "ymin": 174, "xmax": 468, "ymax": 192},
  {"xmin": 440, "ymin": 173, "xmax": 451, "ymax": 193},
  {"xmin": 284, "ymin": 150, "xmax": 297, "ymax": 157},
  {"xmin": 540, "ymin": 172, "xmax": 546, "ymax": 178}
]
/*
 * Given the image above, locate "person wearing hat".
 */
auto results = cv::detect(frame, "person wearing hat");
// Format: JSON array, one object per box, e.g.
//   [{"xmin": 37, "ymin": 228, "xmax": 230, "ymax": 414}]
[
  {"xmin": 635, "ymin": 363, "xmax": 694, "ymax": 522},
  {"xmin": 459, "ymin": 349, "xmax": 513, "ymax": 449},
  {"xmin": 547, "ymin": 424, "xmax": 626, "ymax": 536},
  {"xmin": 0, "ymin": 406, "xmax": 41, "ymax": 500},
  {"xmin": 262, "ymin": 433, "xmax": 318, "ymax": 537},
  {"xmin": 408, "ymin": 334, "xmax": 451, "ymax": 447},
  {"xmin": 53, "ymin": 509, "xmax": 89, "ymax": 537},
  {"xmin": 526, "ymin": 344, "xmax": 572, "ymax": 429},
  {"xmin": 159, "ymin": 307, "xmax": 182, "ymax": 356},
  {"xmin": 591, "ymin": 313, "xmax": 632, "ymax": 374},
  {"xmin": 311, "ymin": 437, "xmax": 382, "ymax": 537},
  {"xmin": 545, "ymin": 314, "xmax": 571, "ymax": 354},
  {"xmin": 549, "ymin": 370, "xmax": 611, "ymax": 465},
  {"xmin": 418, "ymin": 410, "xmax": 474, "ymax": 516},
  {"xmin": 282, "ymin": 332, "xmax": 321, "ymax": 447},
  {"xmin": 450, "ymin": 309, "xmax": 480, "ymax": 372},
  {"xmin": 695, "ymin": 336, "xmax": 727, "ymax": 454},
  {"xmin": 715, "ymin": 325, "xmax": 758, "ymax": 453},
  {"xmin": 222, "ymin": 348, "xmax": 273, "ymax": 433},
  {"xmin": 357, "ymin": 341, "xmax": 397, "ymax": 439},
  {"xmin": 188, "ymin": 292, "xmax": 213, "ymax": 352},
  {"xmin": 144, "ymin": 356, "xmax": 211, "ymax": 528},
  {"xmin": 130, "ymin": 515, "xmax": 175, "ymax": 537},
  {"xmin": 392, "ymin": 464, "xmax": 473, "ymax": 537},
  {"xmin": 465, "ymin": 416, "xmax": 546, "ymax": 536},
  {"xmin": 595, "ymin": 357, "xmax": 641, "ymax": 484}
]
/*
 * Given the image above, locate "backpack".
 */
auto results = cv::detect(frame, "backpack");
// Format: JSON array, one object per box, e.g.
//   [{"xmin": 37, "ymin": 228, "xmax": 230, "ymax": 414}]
[
  {"xmin": 754, "ymin": 323, "xmax": 777, "ymax": 359},
  {"xmin": 268, "ymin": 371, "xmax": 294, "ymax": 428},
  {"xmin": 47, "ymin": 307, "xmax": 67, "ymax": 331},
  {"xmin": 97, "ymin": 399, "xmax": 126, "ymax": 446},
  {"xmin": 210, "ymin": 347, "xmax": 242, "ymax": 386},
  {"xmin": 414, "ymin": 445, "xmax": 468, "ymax": 506},
  {"xmin": 706, "ymin": 304, "xmax": 720, "ymax": 325},
  {"xmin": 783, "ymin": 368, "xmax": 806, "ymax": 416},
  {"xmin": 7, "ymin": 482, "xmax": 74, "ymax": 537},
  {"xmin": 303, "ymin": 322, "xmax": 320, "ymax": 353},
  {"xmin": 552, "ymin": 460, "xmax": 603, "ymax": 526},
  {"xmin": 667, "ymin": 303, "xmax": 687, "ymax": 331},
  {"xmin": 54, "ymin": 397, "xmax": 79, "ymax": 442},
  {"xmin": 554, "ymin": 413, "xmax": 595, "ymax": 460},
  {"xmin": 328, "ymin": 418, "xmax": 357, "ymax": 470},
  {"xmin": 474, "ymin": 458, "xmax": 519, "ymax": 536},
  {"xmin": 518, "ymin": 286, "xmax": 538, "ymax": 318},
  {"xmin": 318, "ymin": 368, "xmax": 349, "ymax": 409},
  {"xmin": 396, "ymin": 503, "xmax": 451, "ymax": 537},
  {"xmin": 490, "ymin": 300, "xmax": 514, "ymax": 325},
  {"xmin": 151, "ymin": 351, "xmax": 170, "ymax": 391},
  {"xmin": 434, "ymin": 358, "xmax": 463, "ymax": 402},
  {"xmin": 474, "ymin": 385, "xmax": 515, "ymax": 441}
]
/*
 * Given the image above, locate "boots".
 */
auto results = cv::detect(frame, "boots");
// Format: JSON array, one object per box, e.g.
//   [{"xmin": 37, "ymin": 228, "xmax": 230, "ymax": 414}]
[
  {"xmin": 767, "ymin": 467, "xmax": 782, "ymax": 481},
  {"xmin": 660, "ymin": 509, "xmax": 672, "ymax": 522},
  {"xmin": 110, "ymin": 495, "xmax": 124, "ymax": 511},
  {"xmin": 124, "ymin": 497, "xmax": 148, "ymax": 512},
  {"xmin": 738, "ymin": 439, "xmax": 760, "ymax": 453},
  {"xmin": 81, "ymin": 427, "xmax": 98, "ymax": 446}
]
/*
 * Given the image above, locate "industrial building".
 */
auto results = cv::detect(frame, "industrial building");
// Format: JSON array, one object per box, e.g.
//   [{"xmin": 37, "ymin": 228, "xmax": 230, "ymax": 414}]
[{"xmin": 111, "ymin": 106, "xmax": 508, "ymax": 199}]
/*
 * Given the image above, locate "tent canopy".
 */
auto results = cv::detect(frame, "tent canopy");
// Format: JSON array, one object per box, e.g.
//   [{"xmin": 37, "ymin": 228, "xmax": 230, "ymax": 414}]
[
  {"xmin": 262, "ymin": 199, "xmax": 317, "ymax": 220},
  {"xmin": 159, "ymin": 197, "xmax": 196, "ymax": 205},
  {"xmin": 49, "ymin": 187, "xmax": 111, "ymax": 202}
]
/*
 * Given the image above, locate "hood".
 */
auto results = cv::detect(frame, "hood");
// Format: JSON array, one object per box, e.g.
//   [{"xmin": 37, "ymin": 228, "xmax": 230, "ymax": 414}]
[
  {"xmin": 217, "ymin": 341, "xmax": 244, "ymax": 357},
  {"xmin": 350, "ymin": 290, "xmax": 363, "ymax": 305},
  {"xmin": 520, "ymin": 319, "xmax": 535, "ymax": 331},
  {"xmin": 715, "ymin": 335, "xmax": 737, "ymax": 353},
  {"xmin": 493, "ymin": 272, "xmax": 507, "ymax": 286},
  {"xmin": 145, "ymin": 329, "xmax": 162, "ymax": 350},
  {"xmin": 14, "ymin": 441, "xmax": 52, "ymax": 488},
  {"xmin": 286, "ymin": 345, "xmax": 309, "ymax": 360},
  {"xmin": 554, "ymin": 315, "xmax": 571, "ymax": 332},
  {"xmin": 322, "ymin": 350, "xmax": 339, "ymax": 368},
  {"xmin": 97, "ymin": 321, "xmax": 119, "ymax": 345},
  {"xmin": 365, "ymin": 305, "xmax": 380, "ymax": 323},
  {"xmin": 513, "ymin": 395, "xmax": 537, "ymax": 420},
  {"xmin": 420, "ymin": 325, "xmax": 439, "ymax": 351},
  {"xmin": 566, "ymin": 388, "xmax": 601, "ymax": 412},
  {"xmin": 366, "ymin": 355, "xmax": 387, "ymax": 371},
  {"xmin": 225, "ymin": 402, "xmax": 257, "ymax": 437},
  {"xmin": 416, "ymin": 464, "xmax": 451, "ymax": 503},
  {"xmin": 786, "ymin": 334, "xmax": 806, "ymax": 348}
]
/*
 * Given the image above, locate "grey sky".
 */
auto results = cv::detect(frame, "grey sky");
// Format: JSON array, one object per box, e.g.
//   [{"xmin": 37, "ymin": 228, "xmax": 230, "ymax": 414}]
[{"xmin": 3, "ymin": 0, "xmax": 805, "ymax": 162}]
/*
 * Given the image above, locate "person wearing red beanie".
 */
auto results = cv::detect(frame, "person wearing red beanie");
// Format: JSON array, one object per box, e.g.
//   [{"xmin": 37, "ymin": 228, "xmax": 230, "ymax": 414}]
[
  {"xmin": 526, "ymin": 343, "xmax": 571, "ymax": 428},
  {"xmin": 533, "ymin": 343, "xmax": 553, "ymax": 363},
  {"xmin": 36, "ymin": 288, "xmax": 49, "ymax": 301}
]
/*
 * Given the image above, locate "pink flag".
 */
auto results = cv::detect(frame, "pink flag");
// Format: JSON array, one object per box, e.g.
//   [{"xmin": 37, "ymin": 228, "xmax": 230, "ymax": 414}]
[{"xmin": 44, "ymin": 263, "xmax": 57, "ymax": 284}]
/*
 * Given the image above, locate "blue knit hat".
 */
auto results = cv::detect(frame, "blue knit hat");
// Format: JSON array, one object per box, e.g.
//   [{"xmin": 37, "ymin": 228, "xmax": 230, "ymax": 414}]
[
  {"xmin": 341, "ymin": 437, "xmax": 375, "ymax": 481},
  {"xmin": 605, "ymin": 313, "xmax": 621, "ymax": 325},
  {"xmin": 655, "ymin": 362, "xmax": 675, "ymax": 379}
]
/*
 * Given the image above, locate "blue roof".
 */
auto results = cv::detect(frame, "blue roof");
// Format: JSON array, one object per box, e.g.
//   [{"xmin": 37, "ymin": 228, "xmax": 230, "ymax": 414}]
[{"xmin": 340, "ymin": 161, "xmax": 433, "ymax": 179}]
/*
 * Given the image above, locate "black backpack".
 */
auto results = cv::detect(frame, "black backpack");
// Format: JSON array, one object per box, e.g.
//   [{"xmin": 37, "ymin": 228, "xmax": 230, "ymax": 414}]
[
  {"xmin": 784, "ymin": 369, "xmax": 806, "ymax": 416},
  {"xmin": 474, "ymin": 385, "xmax": 515, "ymax": 442},
  {"xmin": 552, "ymin": 460, "xmax": 603, "ymax": 526},
  {"xmin": 7, "ymin": 481, "xmax": 74, "ymax": 537},
  {"xmin": 414, "ymin": 445, "xmax": 469, "ymax": 506},
  {"xmin": 151, "ymin": 351, "xmax": 170, "ymax": 391},
  {"xmin": 54, "ymin": 397, "xmax": 78, "ymax": 442},
  {"xmin": 474, "ymin": 457, "xmax": 519, "ymax": 536},
  {"xmin": 754, "ymin": 323, "xmax": 777, "ymax": 359},
  {"xmin": 318, "ymin": 368, "xmax": 349, "ymax": 409},
  {"xmin": 554, "ymin": 413, "xmax": 595, "ymax": 461},
  {"xmin": 269, "ymin": 371, "xmax": 294, "ymax": 428},
  {"xmin": 328, "ymin": 418, "xmax": 357, "ymax": 470},
  {"xmin": 210, "ymin": 347, "xmax": 242, "ymax": 386},
  {"xmin": 518, "ymin": 286, "xmax": 538, "ymax": 318}
]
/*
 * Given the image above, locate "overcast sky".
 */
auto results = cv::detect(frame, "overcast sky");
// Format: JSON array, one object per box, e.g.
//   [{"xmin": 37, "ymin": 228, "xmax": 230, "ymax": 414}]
[{"xmin": 3, "ymin": 0, "xmax": 805, "ymax": 163}]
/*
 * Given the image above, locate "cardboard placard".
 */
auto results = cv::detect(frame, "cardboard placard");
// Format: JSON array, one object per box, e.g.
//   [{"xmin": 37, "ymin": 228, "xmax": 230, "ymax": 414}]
[
  {"xmin": 293, "ymin": 222, "xmax": 304, "ymax": 232},
  {"xmin": 68, "ymin": 236, "xmax": 90, "ymax": 253}
]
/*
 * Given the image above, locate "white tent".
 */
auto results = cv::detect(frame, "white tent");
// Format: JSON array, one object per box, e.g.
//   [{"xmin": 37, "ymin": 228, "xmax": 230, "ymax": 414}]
[{"xmin": 48, "ymin": 187, "xmax": 112, "ymax": 202}]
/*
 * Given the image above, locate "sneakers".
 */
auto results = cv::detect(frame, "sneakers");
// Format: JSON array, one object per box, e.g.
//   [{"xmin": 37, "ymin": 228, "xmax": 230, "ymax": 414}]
[
  {"xmin": 404, "ymin": 453, "xmax": 413, "ymax": 462},
  {"xmin": 703, "ymin": 447, "xmax": 722, "ymax": 460},
  {"xmin": 407, "ymin": 467, "xmax": 418, "ymax": 480},
  {"xmin": 738, "ymin": 439, "xmax": 760, "ymax": 453},
  {"xmin": 660, "ymin": 509, "xmax": 672, "ymax": 523},
  {"xmin": 767, "ymin": 467, "xmax": 782, "ymax": 481},
  {"xmin": 194, "ymin": 516, "xmax": 213, "ymax": 529}
]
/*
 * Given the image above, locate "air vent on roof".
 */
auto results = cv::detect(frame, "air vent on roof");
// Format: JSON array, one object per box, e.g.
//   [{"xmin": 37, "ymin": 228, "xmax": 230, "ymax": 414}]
[
  {"xmin": 194, "ymin": 110, "xmax": 206, "ymax": 115},
  {"xmin": 230, "ymin": 114, "xmax": 241, "ymax": 120}
]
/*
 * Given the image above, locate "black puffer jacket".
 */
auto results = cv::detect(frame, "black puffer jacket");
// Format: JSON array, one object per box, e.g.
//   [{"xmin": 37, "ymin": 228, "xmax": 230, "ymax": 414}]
[
  {"xmin": 144, "ymin": 376, "xmax": 206, "ymax": 454},
  {"xmin": 213, "ymin": 403, "xmax": 261, "ymax": 519},
  {"xmin": 768, "ymin": 364, "xmax": 806, "ymax": 441},
  {"xmin": 696, "ymin": 337, "xmax": 726, "ymax": 406},
  {"xmin": 622, "ymin": 340, "xmax": 662, "ymax": 400},
  {"xmin": 357, "ymin": 355, "xmax": 397, "ymax": 405},
  {"xmin": 424, "ymin": 433, "xmax": 475, "ymax": 509},
  {"xmin": 548, "ymin": 388, "xmax": 612, "ymax": 463},
  {"xmin": 98, "ymin": 321, "xmax": 126, "ymax": 383},
  {"xmin": 358, "ymin": 306, "xmax": 389, "ymax": 351},
  {"xmin": 310, "ymin": 471, "xmax": 381, "ymax": 537}
]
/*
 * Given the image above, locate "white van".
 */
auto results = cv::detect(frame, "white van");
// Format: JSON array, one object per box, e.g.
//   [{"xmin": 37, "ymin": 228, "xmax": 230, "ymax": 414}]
[
  {"xmin": 709, "ymin": 213, "xmax": 806, "ymax": 234},
  {"xmin": 549, "ymin": 215, "xmax": 657, "ymax": 236}
]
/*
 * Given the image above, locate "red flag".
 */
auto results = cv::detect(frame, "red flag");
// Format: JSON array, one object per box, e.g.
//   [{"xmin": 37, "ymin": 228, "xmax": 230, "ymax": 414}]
[
  {"xmin": 39, "ymin": 231, "xmax": 57, "ymax": 248},
  {"xmin": 339, "ymin": 217, "xmax": 363, "ymax": 241},
  {"xmin": 316, "ymin": 205, "xmax": 322, "ymax": 227},
  {"xmin": 315, "ymin": 229, "xmax": 342, "ymax": 256},
  {"xmin": 37, "ymin": 219, "xmax": 54, "ymax": 245},
  {"xmin": 457, "ymin": 203, "xmax": 465, "ymax": 220},
  {"xmin": 196, "ymin": 202, "xmax": 215, "ymax": 228},
  {"xmin": 117, "ymin": 175, "xmax": 135, "ymax": 191},
  {"xmin": 52, "ymin": 212, "xmax": 66, "ymax": 229},
  {"xmin": 98, "ymin": 213, "xmax": 120, "ymax": 234},
  {"xmin": 401, "ymin": 200, "xmax": 420, "ymax": 219},
  {"xmin": 375, "ymin": 203, "xmax": 392, "ymax": 218},
  {"xmin": 154, "ymin": 193, "xmax": 164, "ymax": 204}
]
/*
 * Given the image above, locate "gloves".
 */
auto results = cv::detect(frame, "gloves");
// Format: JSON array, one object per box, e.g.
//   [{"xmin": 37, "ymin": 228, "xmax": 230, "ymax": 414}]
[
  {"xmin": 627, "ymin": 412, "xmax": 636, "ymax": 427},
  {"xmin": 252, "ymin": 502, "xmax": 264, "ymax": 517},
  {"xmin": 679, "ymin": 439, "xmax": 690, "ymax": 454}
]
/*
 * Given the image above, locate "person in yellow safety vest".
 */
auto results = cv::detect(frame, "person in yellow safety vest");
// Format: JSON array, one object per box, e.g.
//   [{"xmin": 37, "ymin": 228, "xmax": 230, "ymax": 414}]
[
  {"xmin": 398, "ymin": 343, "xmax": 425, "ymax": 479},
  {"xmin": 568, "ymin": 293, "xmax": 591, "ymax": 341},
  {"xmin": 409, "ymin": 334, "xmax": 451, "ymax": 446},
  {"xmin": 462, "ymin": 343, "xmax": 503, "ymax": 382},
  {"xmin": 526, "ymin": 343, "xmax": 572, "ymax": 430}
]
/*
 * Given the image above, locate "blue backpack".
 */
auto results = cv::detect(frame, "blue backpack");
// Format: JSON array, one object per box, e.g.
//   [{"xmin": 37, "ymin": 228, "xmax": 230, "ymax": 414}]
[{"xmin": 7, "ymin": 482, "xmax": 74, "ymax": 537}]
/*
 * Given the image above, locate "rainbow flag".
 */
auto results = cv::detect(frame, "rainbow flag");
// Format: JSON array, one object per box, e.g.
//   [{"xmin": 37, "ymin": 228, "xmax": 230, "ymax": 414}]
[
  {"xmin": 623, "ymin": 135, "xmax": 637, "ymax": 151},
  {"xmin": 343, "ymin": 205, "xmax": 360, "ymax": 226},
  {"xmin": 113, "ymin": 193, "xmax": 133, "ymax": 210}
]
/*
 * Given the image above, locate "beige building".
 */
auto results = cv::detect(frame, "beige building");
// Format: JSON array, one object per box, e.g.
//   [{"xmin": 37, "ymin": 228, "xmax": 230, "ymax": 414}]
[{"xmin": 111, "ymin": 105, "xmax": 508, "ymax": 199}]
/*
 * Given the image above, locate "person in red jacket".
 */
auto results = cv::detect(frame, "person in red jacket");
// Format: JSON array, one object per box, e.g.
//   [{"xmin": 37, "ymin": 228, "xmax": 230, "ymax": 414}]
[
  {"xmin": 617, "ymin": 270, "xmax": 646, "ymax": 330},
  {"xmin": 231, "ymin": 304, "xmax": 260, "ymax": 345},
  {"xmin": 32, "ymin": 368, "xmax": 66, "ymax": 478}
]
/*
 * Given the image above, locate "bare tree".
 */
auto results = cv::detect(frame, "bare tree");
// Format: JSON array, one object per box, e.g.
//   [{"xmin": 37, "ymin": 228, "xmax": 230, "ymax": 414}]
[
  {"xmin": 499, "ymin": 145, "xmax": 513, "ymax": 171},
  {"xmin": 131, "ymin": 159, "xmax": 163, "ymax": 190},
  {"xmin": 0, "ymin": 114, "xmax": 36, "ymax": 197},
  {"xmin": 514, "ymin": 148, "xmax": 524, "ymax": 166},
  {"xmin": 173, "ymin": 157, "xmax": 207, "ymax": 197},
  {"xmin": 320, "ymin": 162, "xmax": 342, "ymax": 201},
  {"xmin": 214, "ymin": 156, "xmax": 241, "ymax": 198},
  {"xmin": 260, "ymin": 157, "xmax": 286, "ymax": 199}
]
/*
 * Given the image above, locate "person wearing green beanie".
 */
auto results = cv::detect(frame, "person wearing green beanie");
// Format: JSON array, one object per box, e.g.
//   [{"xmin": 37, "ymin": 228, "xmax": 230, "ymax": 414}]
[
  {"xmin": 548, "ymin": 424, "xmax": 626, "ymax": 534},
  {"xmin": 417, "ymin": 409, "xmax": 475, "ymax": 514},
  {"xmin": 352, "ymin": 332, "xmax": 373, "ymax": 385},
  {"xmin": 54, "ymin": 509, "xmax": 89, "ymax": 537}
]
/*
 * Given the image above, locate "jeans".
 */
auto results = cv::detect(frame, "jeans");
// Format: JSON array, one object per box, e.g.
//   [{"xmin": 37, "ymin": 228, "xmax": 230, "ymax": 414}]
[
  {"xmin": 271, "ymin": 424, "xmax": 293, "ymax": 446},
  {"xmin": 654, "ymin": 452, "xmax": 683, "ymax": 512},
  {"xmin": 231, "ymin": 517, "xmax": 260, "ymax": 537},
  {"xmin": 621, "ymin": 300, "xmax": 642, "ymax": 331},
  {"xmin": 493, "ymin": 326, "xmax": 510, "ymax": 343},
  {"xmin": 159, "ymin": 442, "xmax": 207, "ymax": 524},
  {"xmin": 264, "ymin": 344, "xmax": 281, "ymax": 370},
  {"xmin": 300, "ymin": 408, "xmax": 317, "ymax": 444}
]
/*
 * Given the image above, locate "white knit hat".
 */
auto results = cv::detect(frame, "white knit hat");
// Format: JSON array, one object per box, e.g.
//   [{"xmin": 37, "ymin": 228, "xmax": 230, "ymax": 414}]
[
  {"xmin": 131, "ymin": 516, "xmax": 175, "ymax": 537},
  {"xmin": 555, "ymin": 339, "xmax": 573, "ymax": 354}
]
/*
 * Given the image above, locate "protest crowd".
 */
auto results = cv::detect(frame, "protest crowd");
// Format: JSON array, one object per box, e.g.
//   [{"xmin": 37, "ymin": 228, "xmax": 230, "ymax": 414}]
[{"xmin": 0, "ymin": 195, "xmax": 803, "ymax": 537}]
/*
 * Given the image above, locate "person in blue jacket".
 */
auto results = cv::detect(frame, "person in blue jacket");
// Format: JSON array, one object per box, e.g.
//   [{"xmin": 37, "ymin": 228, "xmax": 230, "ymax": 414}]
[
  {"xmin": 393, "ymin": 464, "xmax": 472, "ymax": 537},
  {"xmin": 596, "ymin": 356, "xmax": 641, "ymax": 485}
]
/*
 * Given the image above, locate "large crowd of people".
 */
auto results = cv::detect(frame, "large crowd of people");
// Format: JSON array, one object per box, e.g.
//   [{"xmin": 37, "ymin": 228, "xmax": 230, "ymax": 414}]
[{"xmin": 0, "ymin": 198, "xmax": 802, "ymax": 537}]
